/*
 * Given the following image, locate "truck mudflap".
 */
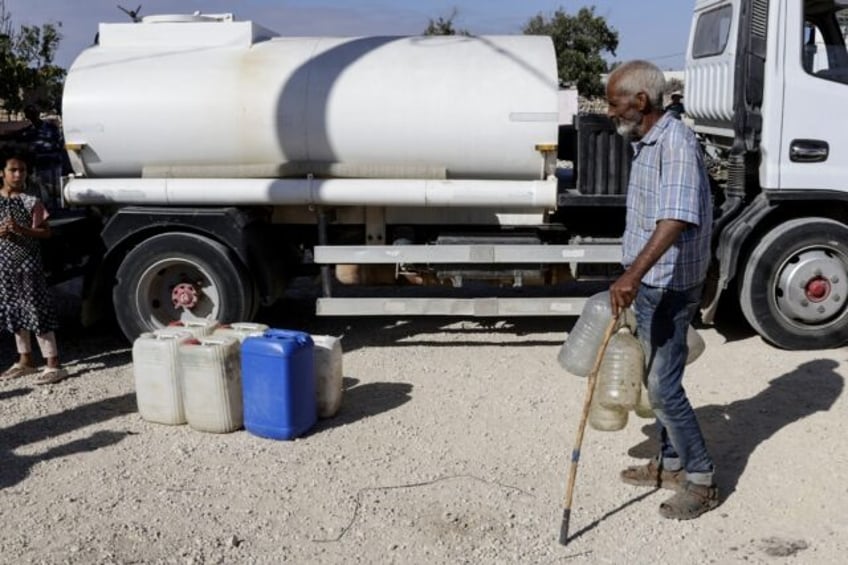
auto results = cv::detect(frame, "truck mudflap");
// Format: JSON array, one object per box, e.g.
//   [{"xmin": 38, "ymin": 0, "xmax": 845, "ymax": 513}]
[
  {"xmin": 701, "ymin": 193, "xmax": 776, "ymax": 324},
  {"xmin": 42, "ymin": 209, "xmax": 104, "ymax": 286}
]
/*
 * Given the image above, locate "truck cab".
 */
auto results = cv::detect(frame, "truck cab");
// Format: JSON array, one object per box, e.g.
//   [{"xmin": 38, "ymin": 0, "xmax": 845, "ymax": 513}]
[{"xmin": 686, "ymin": 0, "xmax": 848, "ymax": 349}]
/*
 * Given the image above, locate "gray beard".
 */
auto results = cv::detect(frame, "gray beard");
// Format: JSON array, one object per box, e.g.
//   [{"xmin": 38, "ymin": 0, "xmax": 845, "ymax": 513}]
[
  {"xmin": 616, "ymin": 123, "xmax": 635, "ymax": 137},
  {"xmin": 615, "ymin": 112, "xmax": 644, "ymax": 139}
]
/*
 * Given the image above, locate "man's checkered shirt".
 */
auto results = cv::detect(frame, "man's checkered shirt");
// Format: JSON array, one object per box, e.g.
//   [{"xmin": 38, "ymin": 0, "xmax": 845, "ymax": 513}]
[{"xmin": 622, "ymin": 112, "xmax": 713, "ymax": 290}]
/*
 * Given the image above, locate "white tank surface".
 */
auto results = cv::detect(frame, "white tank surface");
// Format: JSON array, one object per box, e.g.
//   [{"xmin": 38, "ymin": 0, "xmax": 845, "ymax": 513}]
[{"xmin": 62, "ymin": 17, "xmax": 559, "ymax": 182}]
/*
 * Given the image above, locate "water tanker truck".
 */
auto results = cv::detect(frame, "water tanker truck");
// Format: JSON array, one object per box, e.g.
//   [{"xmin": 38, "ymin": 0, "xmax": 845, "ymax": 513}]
[{"xmin": 54, "ymin": 3, "xmax": 848, "ymax": 349}]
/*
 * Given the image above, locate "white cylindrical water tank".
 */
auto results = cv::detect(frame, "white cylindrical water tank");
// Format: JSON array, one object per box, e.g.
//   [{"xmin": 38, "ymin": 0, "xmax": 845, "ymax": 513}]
[{"xmin": 62, "ymin": 19, "xmax": 559, "ymax": 181}]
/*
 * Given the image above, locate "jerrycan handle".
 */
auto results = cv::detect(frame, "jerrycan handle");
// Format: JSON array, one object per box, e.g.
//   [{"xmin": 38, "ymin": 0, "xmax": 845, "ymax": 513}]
[
  {"xmin": 264, "ymin": 329, "xmax": 313, "ymax": 346},
  {"xmin": 230, "ymin": 322, "xmax": 266, "ymax": 331},
  {"xmin": 198, "ymin": 337, "xmax": 234, "ymax": 347}
]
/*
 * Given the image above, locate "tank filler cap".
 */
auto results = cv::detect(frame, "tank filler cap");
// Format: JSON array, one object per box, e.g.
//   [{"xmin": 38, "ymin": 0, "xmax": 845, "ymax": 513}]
[{"xmin": 142, "ymin": 13, "xmax": 234, "ymax": 24}]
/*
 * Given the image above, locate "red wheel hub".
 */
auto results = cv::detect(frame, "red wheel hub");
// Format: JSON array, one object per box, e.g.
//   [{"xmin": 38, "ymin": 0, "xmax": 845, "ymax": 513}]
[
  {"xmin": 805, "ymin": 277, "xmax": 831, "ymax": 303},
  {"xmin": 172, "ymin": 283, "xmax": 200, "ymax": 309}
]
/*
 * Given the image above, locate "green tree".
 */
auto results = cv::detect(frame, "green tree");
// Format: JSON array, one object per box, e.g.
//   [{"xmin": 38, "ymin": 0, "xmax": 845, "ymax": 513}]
[
  {"xmin": 424, "ymin": 9, "xmax": 470, "ymax": 36},
  {"xmin": 523, "ymin": 6, "xmax": 618, "ymax": 96},
  {"xmin": 0, "ymin": 0, "xmax": 65, "ymax": 116}
]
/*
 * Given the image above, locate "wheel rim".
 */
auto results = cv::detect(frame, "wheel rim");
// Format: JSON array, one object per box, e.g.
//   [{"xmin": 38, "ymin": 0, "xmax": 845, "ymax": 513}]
[
  {"xmin": 134, "ymin": 258, "xmax": 222, "ymax": 328},
  {"xmin": 774, "ymin": 246, "xmax": 848, "ymax": 327}
]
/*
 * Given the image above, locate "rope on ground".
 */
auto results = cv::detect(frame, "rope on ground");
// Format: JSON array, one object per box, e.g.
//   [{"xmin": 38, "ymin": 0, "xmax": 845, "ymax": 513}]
[{"xmin": 312, "ymin": 473, "xmax": 533, "ymax": 543}]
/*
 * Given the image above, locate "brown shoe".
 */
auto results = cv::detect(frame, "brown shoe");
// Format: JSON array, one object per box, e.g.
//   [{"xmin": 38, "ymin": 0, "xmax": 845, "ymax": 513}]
[
  {"xmin": 620, "ymin": 458, "xmax": 684, "ymax": 490},
  {"xmin": 659, "ymin": 481, "xmax": 719, "ymax": 520}
]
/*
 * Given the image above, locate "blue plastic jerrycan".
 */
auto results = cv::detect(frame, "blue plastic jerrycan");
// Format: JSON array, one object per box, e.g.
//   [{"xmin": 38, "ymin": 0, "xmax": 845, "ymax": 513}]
[{"xmin": 241, "ymin": 329, "xmax": 316, "ymax": 440}]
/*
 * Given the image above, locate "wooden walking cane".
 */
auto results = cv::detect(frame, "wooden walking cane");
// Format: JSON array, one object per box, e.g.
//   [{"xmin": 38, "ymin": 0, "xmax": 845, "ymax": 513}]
[{"xmin": 558, "ymin": 314, "xmax": 620, "ymax": 545}]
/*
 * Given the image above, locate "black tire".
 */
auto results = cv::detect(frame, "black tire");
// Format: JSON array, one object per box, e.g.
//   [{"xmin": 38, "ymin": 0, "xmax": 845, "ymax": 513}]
[
  {"xmin": 113, "ymin": 232, "xmax": 254, "ymax": 341},
  {"xmin": 739, "ymin": 217, "xmax": 848, "ymax": 349}
]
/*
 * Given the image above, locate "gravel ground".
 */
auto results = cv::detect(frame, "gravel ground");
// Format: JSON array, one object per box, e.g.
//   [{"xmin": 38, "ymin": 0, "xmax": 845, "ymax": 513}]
[{"xmin": 0, "ymin": 287, "xmax": 846, "ymax": 564}]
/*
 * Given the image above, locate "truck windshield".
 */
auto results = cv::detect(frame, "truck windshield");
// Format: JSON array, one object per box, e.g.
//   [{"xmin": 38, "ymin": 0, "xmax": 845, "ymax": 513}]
[{"xmin": 803, "ymin": 1, "xmax": 848, "ymax": 83}]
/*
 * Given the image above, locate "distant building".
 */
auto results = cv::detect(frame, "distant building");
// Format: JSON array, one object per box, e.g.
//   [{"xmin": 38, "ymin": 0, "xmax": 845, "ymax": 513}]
[{"xmin": 558, "ymin": 87, "xmax": 579, "ymax": 125}]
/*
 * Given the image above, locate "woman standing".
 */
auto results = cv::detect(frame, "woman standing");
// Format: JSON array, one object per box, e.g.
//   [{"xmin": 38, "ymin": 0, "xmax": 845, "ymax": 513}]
[{"xmin": 0, "ymin": 148, "xmax": 66, "ymax": 384}]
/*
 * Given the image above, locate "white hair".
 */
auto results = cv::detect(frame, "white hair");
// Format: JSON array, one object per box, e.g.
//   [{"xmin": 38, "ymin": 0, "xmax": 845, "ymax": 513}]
[{"xmin": 609, "ymin": 60, "xmax": 666, "ymax": 109}]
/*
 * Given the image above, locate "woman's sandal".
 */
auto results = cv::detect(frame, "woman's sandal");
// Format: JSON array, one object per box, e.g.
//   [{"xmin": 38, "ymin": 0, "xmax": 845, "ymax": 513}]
[
  {"xmin": 659, "ymin": 481, "xmax": 720, "ymax": 520},
  {"xmin": 1, "ymin": 363, "xmax": 37, "ymax": 380},
  {"xmin": 34, "ymin": 366, "xmax": 68, "ymax": 385}
]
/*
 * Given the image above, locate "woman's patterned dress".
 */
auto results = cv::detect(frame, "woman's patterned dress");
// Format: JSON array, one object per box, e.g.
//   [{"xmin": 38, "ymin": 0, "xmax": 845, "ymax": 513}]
[{"xmin": 0, "ymin": 193, "xmax": 58, "ymax": 335}]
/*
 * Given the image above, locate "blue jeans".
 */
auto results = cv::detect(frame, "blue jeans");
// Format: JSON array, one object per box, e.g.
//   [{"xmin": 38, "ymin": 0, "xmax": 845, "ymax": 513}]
[{"xmin": 634, "ymin": 283, "xmax": 714, "ymax": 486}]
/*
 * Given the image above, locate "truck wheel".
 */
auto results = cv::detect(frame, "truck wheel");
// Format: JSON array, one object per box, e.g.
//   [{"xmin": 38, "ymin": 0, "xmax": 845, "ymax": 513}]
[
  {"xmin": 113, "ymin": 232, "xmax": 254, "ymax": 340},
  {"xmin": 739, "ymin": 218, "xmax": 848, "ymax": 349}
]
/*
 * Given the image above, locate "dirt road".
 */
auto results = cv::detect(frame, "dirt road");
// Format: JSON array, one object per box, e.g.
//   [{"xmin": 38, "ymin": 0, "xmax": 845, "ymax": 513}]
[{"xmin": 0, "ymin": 292, "xmax": 845, "ymax": 564}]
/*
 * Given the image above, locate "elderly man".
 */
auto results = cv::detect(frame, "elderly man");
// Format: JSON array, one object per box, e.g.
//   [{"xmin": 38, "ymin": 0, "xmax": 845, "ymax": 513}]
[{"xmin": 606, "ymin": 60, "xmax": 717, "ymax": 519}]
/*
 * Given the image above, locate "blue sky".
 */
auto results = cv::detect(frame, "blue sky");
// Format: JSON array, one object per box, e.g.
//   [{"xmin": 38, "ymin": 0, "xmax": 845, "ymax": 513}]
[{"xmin": 6, "ymin": 1, "xmax": 693, "ymax": 71}]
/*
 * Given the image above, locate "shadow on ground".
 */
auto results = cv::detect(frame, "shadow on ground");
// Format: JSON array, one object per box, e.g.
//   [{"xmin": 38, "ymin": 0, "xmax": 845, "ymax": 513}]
[
  {"xmin": 627, "ymin": 359, "xmax": 844, "ymax": 501},
  {"xmin": 697, "ymin": 296, "xmax": 757, "ymax": 344},
  {"xmin": 257, "ymin": 293, "xmax": 578, "ymax": 354},
  {"xmin": 28, "ymin": 277, "xmax": 763, "ymax": 359},
  {"xmin": 0, "ymin": 393, "xmax": 136, "ymax": 489},
  {"xmin": 309, "ymin": 377, "xmax": 414, "ymax": 434},
  {"xmin": 0, "ymin": 324, "xmax": 130, "ymax": 382},
  {"xmin": 258, "ymin": 278, "xmax": 764, "ymax": 354}
]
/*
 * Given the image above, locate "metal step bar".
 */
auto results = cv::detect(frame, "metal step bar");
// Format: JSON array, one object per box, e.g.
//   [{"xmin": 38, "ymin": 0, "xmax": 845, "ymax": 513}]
[
  {"xmin": 316, "ymin": 297, "xmax": 588, "ymax": 317},
  {"xmin": 314, "ymin": 244, "xmax": 621, "ymax": 264},
  {"xmin": 313, "ymin": 244, "xmax": 619, "ymax": 317}
]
